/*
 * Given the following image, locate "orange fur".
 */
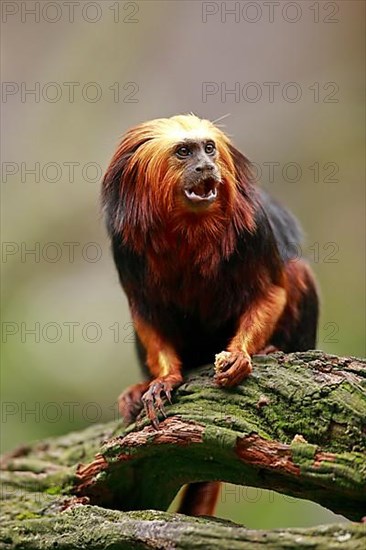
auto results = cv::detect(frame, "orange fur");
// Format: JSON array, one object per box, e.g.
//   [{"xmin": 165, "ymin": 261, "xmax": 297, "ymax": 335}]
[
  {"xmin": 103, "ymin": 115, "xmax": 256, "ymax": 276},
  {"xmin": 132, "ymin": 312, "xmax": 181, "ymax": 378},
  {"xmin": 229, "ymin": 284, "xmax": 287, "ymax": 356},
  {"xmin": 275, "ymin": 259, "xmax": 318, "ymax": 341},
  {"xmin": 283, "ymin": 260, "xmax": 313, "ymax": 321}
]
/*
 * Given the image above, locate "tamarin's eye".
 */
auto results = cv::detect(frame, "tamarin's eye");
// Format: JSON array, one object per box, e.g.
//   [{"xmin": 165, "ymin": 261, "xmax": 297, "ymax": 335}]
[
  {"xmin": 176, "ymin": 145, "xmax": 191, "ymax": 158},
  {"xmin": 205, "ymin": 142, "xmax": 216, "ymax": 155}
]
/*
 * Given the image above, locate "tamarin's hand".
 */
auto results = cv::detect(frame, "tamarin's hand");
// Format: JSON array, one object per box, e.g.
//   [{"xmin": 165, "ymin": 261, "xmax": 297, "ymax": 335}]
[{"xmin": 102, "ymin": 114, "xmax": 319, "ymax": 429}]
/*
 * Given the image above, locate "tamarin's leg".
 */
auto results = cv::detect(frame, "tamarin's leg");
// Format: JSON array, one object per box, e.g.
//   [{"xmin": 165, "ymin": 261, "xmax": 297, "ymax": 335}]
[
  {"xmin": 178, "ymin": 482, "xmax": 221, "ymax": 516},
  {"xmin": 132, "ymin": 313, "xmax": 183, "ymax": 428},
  {"xmin": 272, "ymin": 260, "xmax": 319, "ymax": 352},
  {"xmin": 214, "ymin": 285, "xmax": 286, "ymax": 387}
]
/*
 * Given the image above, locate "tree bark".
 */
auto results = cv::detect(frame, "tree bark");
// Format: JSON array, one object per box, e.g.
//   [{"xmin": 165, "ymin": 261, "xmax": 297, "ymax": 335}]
[{"xmin": 1, "ymin": 351, "xmax": 365, "ymax": 549}]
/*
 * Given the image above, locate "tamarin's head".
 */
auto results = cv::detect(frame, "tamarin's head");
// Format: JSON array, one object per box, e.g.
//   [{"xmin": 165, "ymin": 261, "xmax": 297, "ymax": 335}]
[{"xmin": 102, "ymin": 114, "xmax": 254, "ymax": 246}]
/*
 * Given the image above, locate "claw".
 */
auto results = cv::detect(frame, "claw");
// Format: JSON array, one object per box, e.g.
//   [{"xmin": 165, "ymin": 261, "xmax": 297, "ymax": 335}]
[
  {"xmin": 154, "ymin": 395, "xmax": 166, "ymax": 416},
  {"xmin": 142, "ymin": 393, "xmax": 159, "ymax": 429},
  {"xmin": 141, "ymin": 376, "xmax": 180, "ymax": 428}
]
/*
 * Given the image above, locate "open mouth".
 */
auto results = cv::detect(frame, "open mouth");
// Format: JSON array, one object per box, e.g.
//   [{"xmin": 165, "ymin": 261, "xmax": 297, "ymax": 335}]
[{"xmin": 184, "ymin": 178, "xmax": 218, "ymax": 204}]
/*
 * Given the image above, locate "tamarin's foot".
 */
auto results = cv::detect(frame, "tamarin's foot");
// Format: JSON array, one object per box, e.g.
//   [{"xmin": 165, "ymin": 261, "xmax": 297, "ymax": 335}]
[
  {"xmin": 141, "ymin": 374, "xmax": 182, "ymax": 429},
  {"xmin": 118, "ymin": 381, "xmax": 150, "ymax": 425},
  {"xmin": 214, "ymin": 351, "xmax": 252, "ymax": 387},
  {"xmin": 257, "ymin": 345, "xmax": 279, "ymax": 355}
]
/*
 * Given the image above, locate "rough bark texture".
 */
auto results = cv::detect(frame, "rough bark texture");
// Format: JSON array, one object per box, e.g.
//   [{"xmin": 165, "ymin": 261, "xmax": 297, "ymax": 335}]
[{"xmin": 1, "ymin": 351, "xmax": 365, "ymax": 549}]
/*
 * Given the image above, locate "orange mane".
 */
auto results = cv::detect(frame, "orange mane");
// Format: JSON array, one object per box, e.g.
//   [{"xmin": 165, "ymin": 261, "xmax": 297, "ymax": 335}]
[{"xmin": 102, "ymin": 114, "xmax": 256, "ymax": 276}]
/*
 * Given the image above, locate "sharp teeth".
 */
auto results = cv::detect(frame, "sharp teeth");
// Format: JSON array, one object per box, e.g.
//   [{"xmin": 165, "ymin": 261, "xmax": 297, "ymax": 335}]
[{"xmin": 184, "ymin": 186, "xmax": 217, "ymax": 203}]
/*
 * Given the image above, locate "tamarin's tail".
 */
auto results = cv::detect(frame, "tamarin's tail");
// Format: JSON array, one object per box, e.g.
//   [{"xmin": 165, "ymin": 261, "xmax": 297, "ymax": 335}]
[{"xmin": 178, "ymin": 482, "xmax": 221, "ymax": 516}]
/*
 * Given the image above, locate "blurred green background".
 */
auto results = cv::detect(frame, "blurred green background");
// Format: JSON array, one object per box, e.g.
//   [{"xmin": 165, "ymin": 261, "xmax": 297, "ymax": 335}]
[{"xmin": 1, "ymin": 0, "xmax": 365, "ymax": 529}]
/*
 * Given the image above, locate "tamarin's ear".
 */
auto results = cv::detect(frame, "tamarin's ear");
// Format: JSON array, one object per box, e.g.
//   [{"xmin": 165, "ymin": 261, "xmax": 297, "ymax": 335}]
[{"xmin": 228, "ymin": 144, "xmax": 254, "ymax": 191}]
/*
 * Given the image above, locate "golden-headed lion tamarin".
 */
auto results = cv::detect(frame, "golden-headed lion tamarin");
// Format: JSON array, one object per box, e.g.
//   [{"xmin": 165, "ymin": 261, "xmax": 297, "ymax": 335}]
[{"xmin": 102, "ymin": 114, "xmax": 319, "ymax": 515}]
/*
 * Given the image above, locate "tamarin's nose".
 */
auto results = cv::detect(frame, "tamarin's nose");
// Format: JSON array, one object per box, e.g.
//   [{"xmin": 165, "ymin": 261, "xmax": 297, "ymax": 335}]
[{"xmin": 195, "ymin": 163, "xmax": 215, "ymax": 172}]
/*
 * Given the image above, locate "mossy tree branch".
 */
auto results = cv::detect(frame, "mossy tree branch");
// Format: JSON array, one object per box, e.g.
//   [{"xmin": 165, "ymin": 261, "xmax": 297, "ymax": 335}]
[{"xmin": 1, "ymin": 351, "xmax": 365, "ymax": 549}]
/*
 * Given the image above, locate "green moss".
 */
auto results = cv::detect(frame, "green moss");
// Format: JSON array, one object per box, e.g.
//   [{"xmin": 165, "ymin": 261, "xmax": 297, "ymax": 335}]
[
  {"xmin": 44, "ymin": 485, "xmax": 62, "ymax": 495},
  {"xmin": 1, "ymin": 351, "xmax": 365, "ymax": 530},
  {"xmin": 291, "ymin": 442, "xmax": 318, "ymax": 463},
  {"xmin": 15, "ymin": 511, "xmax": 41, "ymax": 521}
]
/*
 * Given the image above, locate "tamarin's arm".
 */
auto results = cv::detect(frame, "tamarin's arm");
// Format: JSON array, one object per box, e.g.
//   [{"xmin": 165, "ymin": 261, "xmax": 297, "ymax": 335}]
[
  {"xmin": 110, "ymin": 243, "xmax": 184, "ymax": 427},
  {"xmin": 132, "ymin": 311, "xmax": 183, "ymax": 428},
  {"xmin": 214, "ymin": 284, "xmax": 286, "ymax": 387}
]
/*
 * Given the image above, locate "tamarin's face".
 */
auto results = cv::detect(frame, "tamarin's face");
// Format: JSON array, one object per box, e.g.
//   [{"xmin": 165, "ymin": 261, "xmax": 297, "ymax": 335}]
[
  {"xmin": 172, "ymin": 138, "xmax": 221, "ymax": 207},
  {"xmin": 102, "ymin": 115, "xmax": 244, "ymax": 240}
]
